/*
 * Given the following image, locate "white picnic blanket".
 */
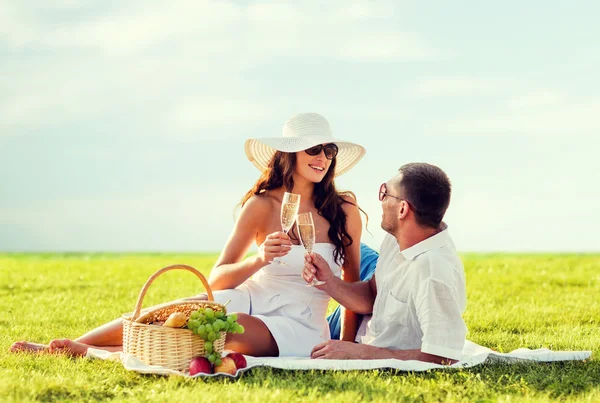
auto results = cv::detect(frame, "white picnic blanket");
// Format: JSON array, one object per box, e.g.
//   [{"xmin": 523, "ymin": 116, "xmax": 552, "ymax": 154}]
[{"xmin": 87, "ymin": 340, "xmax": 592, "ymax": 378}]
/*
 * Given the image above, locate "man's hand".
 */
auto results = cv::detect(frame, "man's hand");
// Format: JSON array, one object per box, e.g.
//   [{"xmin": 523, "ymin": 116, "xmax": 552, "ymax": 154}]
[
  {"xmin": 311, "ymin": 340, "xmax": 366, "ymax": 359},
  {"xmin": 312, "ymin": 341, "xmax": 459, "ymax": 364},
  {"xmin": 303, "ymin": 252, "xmax": 336, "ymax": 287}
]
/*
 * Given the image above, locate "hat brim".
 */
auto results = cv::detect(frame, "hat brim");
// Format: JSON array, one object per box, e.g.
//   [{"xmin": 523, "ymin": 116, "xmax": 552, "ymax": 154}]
[{"xmin": 244, "ymin": 136, "xmax": 366, "ymax": 177}]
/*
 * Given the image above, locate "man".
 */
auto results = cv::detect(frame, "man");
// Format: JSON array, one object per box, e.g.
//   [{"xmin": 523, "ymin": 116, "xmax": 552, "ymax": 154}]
[{"xmin": 303, "ymin": 162, "xmax": 467, "ymax": 364}]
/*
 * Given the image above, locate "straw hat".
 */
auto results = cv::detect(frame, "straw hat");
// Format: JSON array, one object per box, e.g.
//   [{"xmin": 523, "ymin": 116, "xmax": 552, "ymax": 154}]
[{"xmin": 244, "ymin": 113, "xmax": 366, "ymax": 177}]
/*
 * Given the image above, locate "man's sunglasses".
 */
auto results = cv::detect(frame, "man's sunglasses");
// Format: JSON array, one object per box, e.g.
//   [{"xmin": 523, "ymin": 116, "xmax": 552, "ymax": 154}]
[
  {"xmin": 305, "ymin": 143, "xmax": 339, "ymax": 160},
  {"xmin": 379, "ymin": 183, "xmax": 420, "ymax": 212}
]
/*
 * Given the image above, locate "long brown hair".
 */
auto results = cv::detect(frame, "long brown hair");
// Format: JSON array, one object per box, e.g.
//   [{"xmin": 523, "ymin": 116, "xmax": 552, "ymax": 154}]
[{"xmin": 240, "ymin": 151, "xmax": 363, "ymax": 266}]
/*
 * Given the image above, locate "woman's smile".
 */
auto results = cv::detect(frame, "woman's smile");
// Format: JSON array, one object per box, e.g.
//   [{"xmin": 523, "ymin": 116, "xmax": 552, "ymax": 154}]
[{"xmin": 309, "ymin": 164, "xmax": 325, "ymax": 173}]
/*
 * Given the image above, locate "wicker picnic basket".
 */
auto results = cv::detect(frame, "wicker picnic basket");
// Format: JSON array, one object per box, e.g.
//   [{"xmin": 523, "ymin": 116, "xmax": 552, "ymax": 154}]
[{"xmin": 122, "ymin": 264, "xmax": 227, "ymax": 371}]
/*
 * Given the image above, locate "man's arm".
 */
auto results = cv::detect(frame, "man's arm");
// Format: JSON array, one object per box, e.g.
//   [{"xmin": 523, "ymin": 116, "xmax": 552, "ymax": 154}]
[
  {"xmin": 311, "ymin": 340, "xmax": 458, "ymax": 365},
  {"xmin": 303, "ymin": 252, "xmax": 376, "ymax": 314},
  {"xmin": 415, "ymin": 278, "xmax": 467, "ymax": 361},
  {"xmin": 323, "ymin": 276, "xmax": 376, "ymax": 315}
]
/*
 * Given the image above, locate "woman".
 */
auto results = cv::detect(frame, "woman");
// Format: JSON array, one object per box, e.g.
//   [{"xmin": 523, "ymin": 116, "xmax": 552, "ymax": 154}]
[{"xmin": 10, "ymin": 112, "xmax": 365, "ymax": 358}]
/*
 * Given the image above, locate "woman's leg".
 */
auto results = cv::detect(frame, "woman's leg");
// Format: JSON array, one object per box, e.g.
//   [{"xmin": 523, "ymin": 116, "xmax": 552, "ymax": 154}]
[
  {"xmin": 9, "ymin": 318, "xmax": 125, "ymax": 355},
  {"xmin": 10, "ymin": 316, "xmax": 129, "ymax": 355},
  {"xmin": 75, "ymin": 318, "xmax": 124, "ymax": 345},
  {"xmin": 224, "ymin": 313, "xmax": 279, "ymax": 357},
  {"xmin": 75, "ymin": 293, "xmax": 211, "ymax": 347},
  {"xmin": 36, "ymin": 312, "xmax": 280, "ymax": 357},
  {"xmin": 50, "ymin": 310, "xmax": 280, "ymax": 357},
  {"xmin": 11, "ymin": 310, "xmax": 279, "ymax": 357},
  {"xmin": 10, "ymin": 294, "xmax": 211, "ymax": 355}
]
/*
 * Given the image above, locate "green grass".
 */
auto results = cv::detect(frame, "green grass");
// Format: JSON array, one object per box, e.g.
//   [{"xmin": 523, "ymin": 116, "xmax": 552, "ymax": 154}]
[{"xmin": 1, "ymin": 253, "xmax": 598, "ymax": 402}]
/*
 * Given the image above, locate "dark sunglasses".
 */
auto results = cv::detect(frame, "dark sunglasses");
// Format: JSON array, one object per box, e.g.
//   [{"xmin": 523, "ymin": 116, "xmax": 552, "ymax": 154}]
[{"xmin": 305, "ymin": 143, "xmax": 339, "ymax": 160}]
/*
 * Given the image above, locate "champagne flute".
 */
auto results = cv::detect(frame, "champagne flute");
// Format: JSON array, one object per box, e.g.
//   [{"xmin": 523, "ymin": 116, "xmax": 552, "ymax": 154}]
[
  {"xmin": 272, "ymin": 192, "xmax": 300, "ymax": 265},
  {"xmin": 298, "ymin": 212, "xmax": 325, "ymax": 286}
]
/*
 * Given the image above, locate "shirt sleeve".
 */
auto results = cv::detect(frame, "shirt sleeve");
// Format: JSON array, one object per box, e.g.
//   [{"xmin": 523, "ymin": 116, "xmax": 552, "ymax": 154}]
[{"xmin": 415, "ymin": 277, "xmax": 467, "ymax": 360}]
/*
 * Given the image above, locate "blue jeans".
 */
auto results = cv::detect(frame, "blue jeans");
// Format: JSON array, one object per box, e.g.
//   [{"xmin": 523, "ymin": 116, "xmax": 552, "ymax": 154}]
[{"xmin": 327, "ymin": 242, "xmax": 379, "ymax": 340}]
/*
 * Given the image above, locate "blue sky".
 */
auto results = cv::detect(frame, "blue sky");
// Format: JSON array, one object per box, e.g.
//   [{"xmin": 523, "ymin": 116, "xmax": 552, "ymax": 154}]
[{"xmin": 1, "ymin": 1, "xmax": 598, "ymax": 252}]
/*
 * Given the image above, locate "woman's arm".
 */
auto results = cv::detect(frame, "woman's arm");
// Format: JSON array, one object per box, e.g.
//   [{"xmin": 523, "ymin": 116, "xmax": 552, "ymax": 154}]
[
  {"xmin": 208, "ymin": 196, "xmax": 291, "ymax": 290},
  {"xmin": 339, "ymin": 197, "xmax": 362, "ymax": 342}
]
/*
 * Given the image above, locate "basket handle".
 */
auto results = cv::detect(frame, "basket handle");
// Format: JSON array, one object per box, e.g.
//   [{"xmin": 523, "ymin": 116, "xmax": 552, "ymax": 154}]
[{"xmin": 132, "ymin": 264, "xmax": 214, "ymax": 320}]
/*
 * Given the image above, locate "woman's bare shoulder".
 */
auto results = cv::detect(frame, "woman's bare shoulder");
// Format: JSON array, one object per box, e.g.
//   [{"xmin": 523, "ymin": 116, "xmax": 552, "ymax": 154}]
[
  {"xmin": 340, "ymin": 192, "xmax": 362, "ymax": 232},
  {"xmin": 340, "ymin": 192, "xmax": 359, "ymax": 212},
  {"xmin": 238, "ymin": 192, "xmax": 279, "ymax": 244},
  {"xmin": 241, "ymin": 192, "xmax": 278, "ymax": 214}
]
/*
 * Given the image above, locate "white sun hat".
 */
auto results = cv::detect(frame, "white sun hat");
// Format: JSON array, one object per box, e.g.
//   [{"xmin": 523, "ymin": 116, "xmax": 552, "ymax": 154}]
[{"xmin": 244, "ymin": 113, "xmax": 366, "ymax": 177}]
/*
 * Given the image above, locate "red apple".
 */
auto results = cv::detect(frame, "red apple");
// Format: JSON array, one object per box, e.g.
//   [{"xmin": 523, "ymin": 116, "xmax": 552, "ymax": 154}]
[
  {"xmin": 226, "ymin": 352, "xmax": 247, "ymax": 369},
  {"xmin": 189, "ymin": 356, "xmax": 212, "ymax": 375},
  {"xmin": 213, "ymin": 356, "xmax": 237, "ymax": 375}
]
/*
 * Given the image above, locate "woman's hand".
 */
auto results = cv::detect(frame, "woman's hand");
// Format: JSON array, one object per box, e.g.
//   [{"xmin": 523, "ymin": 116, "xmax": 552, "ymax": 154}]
[
  {"xmin": 257, "ymin": 231, "xmax": 293, "ymax": 265},
  {"xmin": 303, "ymin": 252, "xmax": 336, "ymax": 286}
]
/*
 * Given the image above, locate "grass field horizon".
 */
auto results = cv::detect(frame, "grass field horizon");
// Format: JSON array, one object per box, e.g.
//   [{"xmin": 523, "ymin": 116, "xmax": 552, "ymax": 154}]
[{"xmin": 1, "ymin": 252, "xmax": 598, "ymax": 402}]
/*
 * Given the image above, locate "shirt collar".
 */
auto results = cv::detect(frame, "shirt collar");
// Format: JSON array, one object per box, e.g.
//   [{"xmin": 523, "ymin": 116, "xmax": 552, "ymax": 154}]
[{"xmin": 400, "ymin": 222, "xmax": 450, "ymax": 261}]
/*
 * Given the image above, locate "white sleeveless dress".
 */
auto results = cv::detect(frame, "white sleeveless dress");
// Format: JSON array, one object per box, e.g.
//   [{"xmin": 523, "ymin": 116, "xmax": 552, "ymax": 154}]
[{"xmin": 210, "ymin": 244, "xmax": 342, "ymax": 357}]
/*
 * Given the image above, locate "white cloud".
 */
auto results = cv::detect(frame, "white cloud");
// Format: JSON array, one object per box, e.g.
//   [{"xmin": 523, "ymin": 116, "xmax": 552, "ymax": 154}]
[
  {"xmin": 339, "ymin": 32, "xmax": 437, "ymax": 62},
  {"xmin": 409, "ymin": 77, "xmax": 598, "ymax": 135},
  {"xmin": 2, "ymin": 1, "xmax": 435, "ymax": 61},
  {"xmin": 246, "ymin": 2, "xmax": 297, "ymax": 21},
  {"xmin": 0, "ymin": 3, "xmax": 30, "ymax": 46},
  {"xmin": 1, "ymin": 1, "xmax": 240, "ymax": 52},
  {"xmin": 413, "ymin": 76, "xmax": 519, "ymax": 97},
  {"xmin": 1, "ymin": 1, "xmax": 437, "ymax": 135},
  {"xmin": 340, "ymin": 1, "xmax": 397, "ymax": 19},
  {"xmin": 167, "ymin": 99, "xmax": 272, "ymax": 131},
  {"xmin": 441, "ymin": 98, "xmax": 600, "ymax": 134},
  {"xmin": 0, "ymin": 78, "xmax": 109, "ymax": 132},
  {"xmin": 507, "ymin": 90, "xmax": 562, "ymax": 108}
]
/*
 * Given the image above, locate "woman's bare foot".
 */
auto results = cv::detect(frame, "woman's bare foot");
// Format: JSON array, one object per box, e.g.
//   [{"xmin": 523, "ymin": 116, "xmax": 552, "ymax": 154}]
[
  {"xmin": 10, "ymin": 341, "xmax": 49, "ymax": 353},
  {"xmin": 48, "ymin": 339, "xmax": 90, "ymax": 357}
]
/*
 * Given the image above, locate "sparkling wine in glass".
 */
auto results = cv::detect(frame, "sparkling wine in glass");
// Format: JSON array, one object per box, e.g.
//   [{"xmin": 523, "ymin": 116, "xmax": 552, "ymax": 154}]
[
  {"xmin": 272, "ymin": 192, "xmax": 300, "ymax": 265},
  {"xmin": 297, "ymin": 212, "xmax": 325, "ymax": 286},
  {"xmin": 280, "ymin": 197, "xmax": 300, "ymax": 234}
]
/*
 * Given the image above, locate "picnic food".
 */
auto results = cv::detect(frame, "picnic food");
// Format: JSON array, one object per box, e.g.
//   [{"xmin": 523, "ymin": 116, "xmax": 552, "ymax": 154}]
[
  {"xmin": 213, "ymin": 356, "xmax": 237, "ymax": 375},
  {"xmin": 226, "ymin": 352, "xmax": 247, "ymax": 369},
  {"xmin": 163, "ymin": 312, "xmax": 187, "ymax": 328},
  {"xmin": 189, "ymin": 356, "xmax": 212, "ymax": 375},
  {"xmin": 122, "ymin": 265, "xmax": 228, "ymax": 372},
  {"xmin": 186, "ymin": 308, "xmax": 245, "ymax": 365}
]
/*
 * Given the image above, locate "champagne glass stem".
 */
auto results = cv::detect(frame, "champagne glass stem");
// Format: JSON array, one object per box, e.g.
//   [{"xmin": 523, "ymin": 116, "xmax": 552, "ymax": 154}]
[{"xmin": 309, "ymin": 278, "xmax": 326, "ymax": 286}]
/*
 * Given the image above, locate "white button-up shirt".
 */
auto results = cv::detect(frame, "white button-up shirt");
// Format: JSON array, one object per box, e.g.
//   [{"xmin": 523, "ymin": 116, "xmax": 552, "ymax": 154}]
[{"xmin": 359, "ymin": 226, "xmax": 467, "ymax": 360}]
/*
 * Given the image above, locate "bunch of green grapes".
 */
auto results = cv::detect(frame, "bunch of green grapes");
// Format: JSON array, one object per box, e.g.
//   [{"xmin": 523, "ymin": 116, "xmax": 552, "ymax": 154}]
[{"xmin": 186, "ymin": 307, "xmax": 245, "ymax": 366}]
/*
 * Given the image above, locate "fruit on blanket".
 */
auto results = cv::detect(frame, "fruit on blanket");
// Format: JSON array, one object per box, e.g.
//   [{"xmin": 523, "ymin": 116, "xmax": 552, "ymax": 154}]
[
  {"xmin": 226, "ymin": 352, "xmax": 247, "ymax": 369},
  {"xmin": 214, "ymin": 356, "xmax": 237, "ymax": 375},
  {"xmin": 189, "ymin": 356, "xmax": 212, "ymax": 375},
  {"xmin": 164, "ymin": 312, "xmax": 187, "ymax": 328}
]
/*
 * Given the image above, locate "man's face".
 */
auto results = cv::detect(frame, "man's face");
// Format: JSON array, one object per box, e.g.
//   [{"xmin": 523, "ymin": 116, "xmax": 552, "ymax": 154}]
[{"xmin": 380, "ymin": 173, "xmax": 403, "ymax": 235}]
